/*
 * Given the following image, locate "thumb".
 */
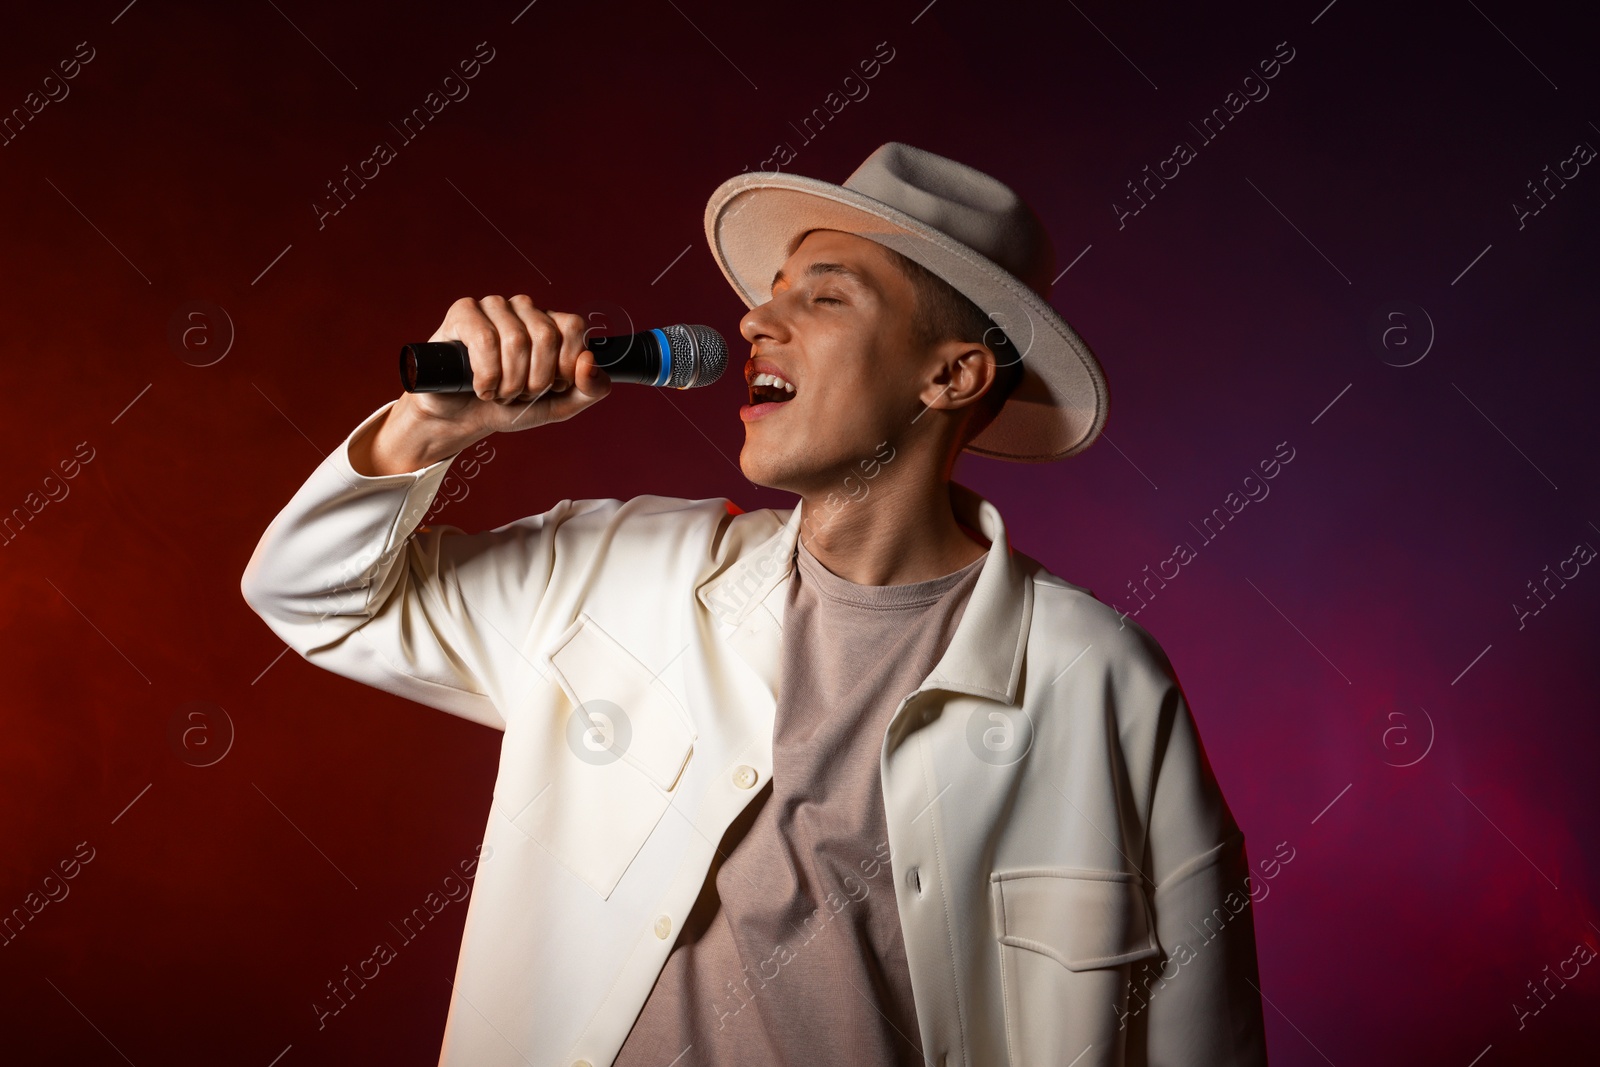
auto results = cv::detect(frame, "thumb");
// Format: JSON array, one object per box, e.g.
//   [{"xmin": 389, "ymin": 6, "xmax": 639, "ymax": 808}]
[
  {"xmin": 573, "ymin": 349, "xmax": 612, "ymax": 399},
  {"xmin": 542, "ymin": 349, "xmax": 611, "ymax": 423}
]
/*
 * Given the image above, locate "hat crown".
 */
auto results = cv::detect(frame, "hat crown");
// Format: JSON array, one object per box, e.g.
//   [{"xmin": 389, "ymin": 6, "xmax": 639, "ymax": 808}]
[{"xmin": 842, "ymin": 142, "xmax": 1056, "ymax": 298}]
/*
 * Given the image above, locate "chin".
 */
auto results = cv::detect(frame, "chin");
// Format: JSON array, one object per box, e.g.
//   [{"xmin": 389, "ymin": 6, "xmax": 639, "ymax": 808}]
[
  {"xmin": 737, "ymin": 442, "xmax": 788, "ymax": 492},
  {"xmin": 743, "ymin": 418, "xmax": 899, "ymax": 494},
  {"xmin": 738, "ymin": 435, "xmax": 813, "ymax": 494}
]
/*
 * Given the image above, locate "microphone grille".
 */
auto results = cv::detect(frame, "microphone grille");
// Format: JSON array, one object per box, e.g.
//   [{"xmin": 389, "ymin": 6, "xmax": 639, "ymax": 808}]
[{"xmin": 662, "ymin": 324, "xmax": 728, "ymax": 388}]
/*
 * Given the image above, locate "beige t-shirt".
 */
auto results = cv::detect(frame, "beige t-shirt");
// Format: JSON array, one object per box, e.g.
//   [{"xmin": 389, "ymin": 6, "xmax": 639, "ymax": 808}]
[{"xmin": 613, "ymin": 535, "xmax": 986, "ymax": 1067}]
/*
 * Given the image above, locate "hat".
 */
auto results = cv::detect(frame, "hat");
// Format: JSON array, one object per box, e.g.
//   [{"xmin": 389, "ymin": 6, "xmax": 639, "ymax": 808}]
[{"xmin": 702, "ymin": 142, "xmax": 1109, "ymax": 462}]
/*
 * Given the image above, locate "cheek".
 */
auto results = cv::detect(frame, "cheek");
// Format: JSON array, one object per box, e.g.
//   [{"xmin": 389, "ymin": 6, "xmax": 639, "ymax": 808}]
[
  {"xmin": 798, "ymin": 330, "xmax": 911, "ymax": 433},
  {"xmin": 810, "ymin": 376, "xmax": 868, "ymax": 419},
  {"xmin": 805, "ymin": 381, "xmax": 900, "ymax": 453},
  {"xmin": 820, "ymin": 347, "xmax": 885, "ymax": 398}
]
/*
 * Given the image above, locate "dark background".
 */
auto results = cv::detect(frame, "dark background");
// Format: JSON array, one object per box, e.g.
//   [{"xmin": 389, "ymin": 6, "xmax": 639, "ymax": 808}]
[{"xmin": 2, "ymin": 0, "xmax": 1596, "ymax": 1063}]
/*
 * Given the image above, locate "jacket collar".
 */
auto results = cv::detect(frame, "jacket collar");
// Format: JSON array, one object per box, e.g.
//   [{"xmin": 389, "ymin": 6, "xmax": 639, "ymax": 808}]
[{"xmin": 696, "ymin": 481, "xmax": 1031, "ymax": 706}]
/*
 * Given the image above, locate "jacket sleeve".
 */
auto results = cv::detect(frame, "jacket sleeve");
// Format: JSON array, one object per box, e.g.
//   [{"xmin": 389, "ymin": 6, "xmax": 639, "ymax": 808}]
[
  {"xmin": 239, "ymin": 398, "xmax": 621, "ymax": 732},
  {"xmin": 1126, "ymin": 645, "xmax": 1270, "ymax": 1065}
]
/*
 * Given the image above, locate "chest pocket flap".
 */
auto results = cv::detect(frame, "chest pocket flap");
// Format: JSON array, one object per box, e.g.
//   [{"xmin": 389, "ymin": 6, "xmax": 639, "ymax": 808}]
[
  {"xmin": 515, "ymin": 615, "xmax": 696, "ymax": 900},
  {"xmin": 989, "ymin": 867, "xmax": 1163, "ymax": 1065},
  {"xmin": 544, "ymin": 613, "xmax": 695, "ymax": 792},
  {"xmin": 991, "ymin": 867, "xmax": 1161, "ymax": 970}
]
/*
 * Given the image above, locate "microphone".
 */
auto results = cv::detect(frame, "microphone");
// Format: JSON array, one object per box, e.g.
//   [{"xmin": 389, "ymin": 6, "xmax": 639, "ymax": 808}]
[{"xmin": 400, "ymin": 324, "xmax": 728, "ymax": 393}]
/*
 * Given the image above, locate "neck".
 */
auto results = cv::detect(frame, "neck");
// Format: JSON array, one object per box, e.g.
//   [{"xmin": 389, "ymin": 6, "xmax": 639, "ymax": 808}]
[{"xmin": 795, "ymin": 470, "xmax": 989, "ymax": 586}]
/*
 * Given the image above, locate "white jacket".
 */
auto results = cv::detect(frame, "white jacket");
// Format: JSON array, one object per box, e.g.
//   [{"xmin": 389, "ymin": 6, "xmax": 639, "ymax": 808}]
[{"xmin": 241, "ymin": 399, "xmax": 1269, "ymax": 1067}]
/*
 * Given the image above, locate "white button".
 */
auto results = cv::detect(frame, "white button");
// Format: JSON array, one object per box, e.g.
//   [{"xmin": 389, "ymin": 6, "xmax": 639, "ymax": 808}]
[
  {"xmin": 732, "ymin": 765, "xmax": 758, "ymax": 789},
  {"xmin": 654, "ymin": 914, "xmax": 672, "ymax": 939}
]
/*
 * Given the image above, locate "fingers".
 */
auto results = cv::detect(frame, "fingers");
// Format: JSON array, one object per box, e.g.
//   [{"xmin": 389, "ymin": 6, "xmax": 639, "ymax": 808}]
[
  {"xmin": 432, "ymin": 296, "xmax": 496, "ymax": 401},
  {"xmin": 505, "ymin": 294, "xmax": 568, "ymax": 401},
  {"xmin": 546, "ymin": 310, "xmax": 589, "ymax": 394},
  {"xmin": 478, "ymin": 295, "xmax": 535, "ymax": 403},
  {"xmin": 427, "ymin": 295, "xmax": 612, "ymax": 433}
]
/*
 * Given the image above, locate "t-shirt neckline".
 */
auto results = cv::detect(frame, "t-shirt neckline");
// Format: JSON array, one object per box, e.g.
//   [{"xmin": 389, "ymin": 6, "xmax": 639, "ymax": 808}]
[{"xmin": 794, "ymin": 537, "xmax": 985, "ymax": 610}]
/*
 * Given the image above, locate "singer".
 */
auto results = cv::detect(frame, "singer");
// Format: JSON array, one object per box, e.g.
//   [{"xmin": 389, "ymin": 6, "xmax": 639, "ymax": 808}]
[{"xmin": 241, "ymin": 142, "xmax": 1266, "ymax": 1066}]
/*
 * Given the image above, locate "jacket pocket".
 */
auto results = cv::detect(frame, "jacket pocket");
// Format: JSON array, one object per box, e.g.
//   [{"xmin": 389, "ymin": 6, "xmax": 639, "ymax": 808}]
[
  {"xmin": 512, "ymin": 614, "xmax": 696, "ymax": 900},
  {"xmin": 990, "ymin": 867, "xmax": 1162, "ymax": 1067}
]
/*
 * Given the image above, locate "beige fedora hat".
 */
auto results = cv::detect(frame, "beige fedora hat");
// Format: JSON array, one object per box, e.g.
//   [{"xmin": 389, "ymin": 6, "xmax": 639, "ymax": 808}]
[{"xmin": 702, "ymin": 141, "xmax": 1109, "ymax": 462}]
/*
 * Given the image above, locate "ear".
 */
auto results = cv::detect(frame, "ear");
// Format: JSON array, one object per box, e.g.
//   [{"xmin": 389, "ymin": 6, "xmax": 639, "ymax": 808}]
[{"xmin": 918, "ymin": 339, "xmax": 999, "ymax": 414}]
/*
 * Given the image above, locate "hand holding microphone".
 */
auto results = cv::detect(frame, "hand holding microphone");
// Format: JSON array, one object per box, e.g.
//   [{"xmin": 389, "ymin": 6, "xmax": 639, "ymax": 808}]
[
  {"xmin": 351, "ymin": 295, "xmax": 727, "ymax": 477},
  {"xmin": 404, "ymin": 323, "xmax": 726, "ymax": 394},
  {"xmin": 400, "ymin": 295, "xmax": 616, "ymax": 438}
]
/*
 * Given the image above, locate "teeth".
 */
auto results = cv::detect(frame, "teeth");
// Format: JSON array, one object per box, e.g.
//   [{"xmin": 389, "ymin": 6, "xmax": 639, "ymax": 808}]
[{"xmin": 750, "ymin": 372, "xmax": 795, "ymax": 392}]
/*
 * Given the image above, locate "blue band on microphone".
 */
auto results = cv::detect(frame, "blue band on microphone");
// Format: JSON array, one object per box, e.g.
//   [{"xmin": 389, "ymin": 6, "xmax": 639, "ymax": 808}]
[{"xmin": 649, "ymin": 328, "xmax": 671, "ymax": 387}]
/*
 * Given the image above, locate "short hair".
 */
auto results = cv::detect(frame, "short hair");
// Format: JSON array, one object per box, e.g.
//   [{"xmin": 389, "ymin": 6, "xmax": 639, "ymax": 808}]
[{"xmin": 878, "ymin": 244, "xmax": 1023, "ymax": 446}]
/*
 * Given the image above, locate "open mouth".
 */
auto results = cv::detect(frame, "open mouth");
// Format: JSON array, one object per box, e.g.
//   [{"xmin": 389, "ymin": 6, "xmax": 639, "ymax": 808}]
[{"xmin": 748, "ymin": 371, "xmax": 797, "ymax": 406}]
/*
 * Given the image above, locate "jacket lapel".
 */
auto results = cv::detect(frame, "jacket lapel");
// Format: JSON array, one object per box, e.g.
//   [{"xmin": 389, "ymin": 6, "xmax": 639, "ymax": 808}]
[
  {"xmin": 916, "ymin": 481, "xmax": 1031, "ymax": 704},
  {"xmin": 695, "ymin": 481, "xmax": 1030, "ymax": 714},
  {"xmin": 695, "ymin": 501, "xmax": 805, "ymax": 702}
]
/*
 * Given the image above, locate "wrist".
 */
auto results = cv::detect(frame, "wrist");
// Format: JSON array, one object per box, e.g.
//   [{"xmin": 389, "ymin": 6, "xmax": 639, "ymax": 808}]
[
  {"xmin": 352, "ymin": 397, "xmax": 483, "ymax": 476},
  {"xmin": 391, "ymin": 395, "xmax": 486, "ymax": 464}
]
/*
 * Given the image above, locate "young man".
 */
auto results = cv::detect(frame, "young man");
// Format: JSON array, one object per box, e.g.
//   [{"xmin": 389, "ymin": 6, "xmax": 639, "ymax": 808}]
[{"xmin": 242, "ymin": 142, "xmax": 1268, "ymax": 1067}]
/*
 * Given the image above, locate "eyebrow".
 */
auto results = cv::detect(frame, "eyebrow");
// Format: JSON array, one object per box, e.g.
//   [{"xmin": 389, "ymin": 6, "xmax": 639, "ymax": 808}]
[{"xmin": 771, "ymin": 261, "xmax": 871, "ymax": 291}]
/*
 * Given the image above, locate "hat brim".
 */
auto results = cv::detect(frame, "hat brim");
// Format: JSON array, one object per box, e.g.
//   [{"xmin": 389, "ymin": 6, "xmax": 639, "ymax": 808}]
[{"xmin": 703, "ymin": 171, "xmax": 1109, "ymax": 462}]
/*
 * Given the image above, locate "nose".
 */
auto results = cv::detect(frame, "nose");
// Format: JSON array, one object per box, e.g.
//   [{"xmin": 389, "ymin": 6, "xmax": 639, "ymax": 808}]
[{"xmin": 740, "ymin": 297, "xmax": 788, "ymax": 348}]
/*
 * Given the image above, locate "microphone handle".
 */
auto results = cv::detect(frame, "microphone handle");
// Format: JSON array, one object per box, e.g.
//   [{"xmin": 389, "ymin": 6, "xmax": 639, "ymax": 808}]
[{"xmin": 400, "ymin": 331, "xmax": 676, "ymax": 393}]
